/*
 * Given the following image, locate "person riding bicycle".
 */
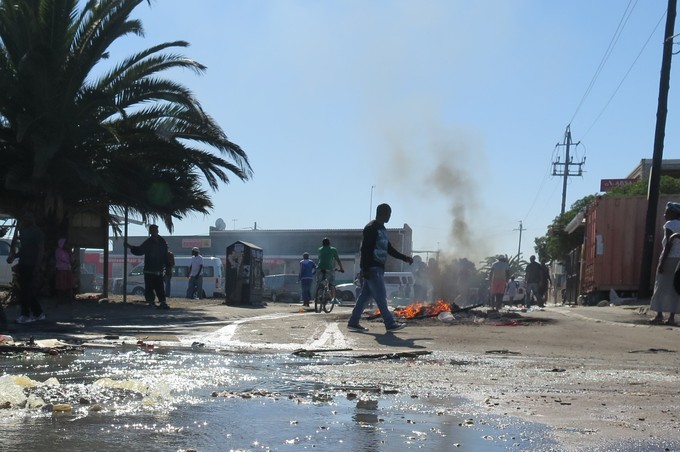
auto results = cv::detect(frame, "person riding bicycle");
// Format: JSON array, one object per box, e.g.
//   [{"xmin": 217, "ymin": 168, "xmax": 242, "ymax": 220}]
[{"xmin": 317, "ymin": 237, "xmax": 344, "ymax": 302}]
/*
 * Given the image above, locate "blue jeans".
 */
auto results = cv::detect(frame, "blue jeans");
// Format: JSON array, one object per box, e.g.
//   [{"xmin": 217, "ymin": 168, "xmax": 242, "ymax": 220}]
[
  {"xmin": 186, "ymin": 275, "xmax": 203, "ymax": 299},
  {"xmin": 300, "ymin": 278, "xmax": 313, "ymax": 302},
  {"xmin": 348, "ymin": 267, "xmax": 397, "ymax": 328}
]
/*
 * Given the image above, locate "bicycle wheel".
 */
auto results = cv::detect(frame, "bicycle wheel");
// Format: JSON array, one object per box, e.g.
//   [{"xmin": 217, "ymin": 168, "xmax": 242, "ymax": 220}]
[
  {"xmin": 323, "ymin": 293, "xmax": 335, "ymax": 313},
  {"xmin": 314, "ymin": 286, "xmax": 324, "ymax": 313}
]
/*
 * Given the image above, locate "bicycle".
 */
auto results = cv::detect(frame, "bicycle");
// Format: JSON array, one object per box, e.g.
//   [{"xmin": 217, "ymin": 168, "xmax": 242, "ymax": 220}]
[{"xmin": 314, "ymin": 269, "xmax": 341, "ymax": 313}]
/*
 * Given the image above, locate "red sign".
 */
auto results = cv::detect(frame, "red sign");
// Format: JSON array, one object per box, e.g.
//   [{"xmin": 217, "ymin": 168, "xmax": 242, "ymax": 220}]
[
  {"xmin": 181, "ymin": 238, "xmax": 212, "ymax": 249},
  {"xmin": 600, "ymin": 178, "xmax": 637, "ymax": 192}
]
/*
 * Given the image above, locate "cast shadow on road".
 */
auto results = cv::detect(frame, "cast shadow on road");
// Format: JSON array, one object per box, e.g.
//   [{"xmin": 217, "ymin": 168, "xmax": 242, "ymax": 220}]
[
  {"xmin": 6, "ymin": 304, "xmax": 224, "ymax": 338},
  {"xmin": 368, "ymin": 332, "xmax": 430, "ymax": 349}
]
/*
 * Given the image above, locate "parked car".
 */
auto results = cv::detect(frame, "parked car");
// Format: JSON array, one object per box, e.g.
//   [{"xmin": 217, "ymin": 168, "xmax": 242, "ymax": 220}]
[
  {"xmin": 335, "ymin": 282, "xmax": 359, "ymax": 302},
  {"xmin": 263, "ymin": 274, "xmax": 300, "ymax": 302}
]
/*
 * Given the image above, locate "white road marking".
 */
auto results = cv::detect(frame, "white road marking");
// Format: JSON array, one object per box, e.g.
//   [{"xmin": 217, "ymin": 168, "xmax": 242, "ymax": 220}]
[{"xmin": 179, "ymin": 312, "xmax": 355, "ymax": 351}]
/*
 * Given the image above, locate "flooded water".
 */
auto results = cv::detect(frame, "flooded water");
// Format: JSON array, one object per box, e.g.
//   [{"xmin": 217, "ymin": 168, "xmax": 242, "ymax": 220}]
[{"xmin": 0, "ymin": 346, "xmax": 558, "ymax": 451}]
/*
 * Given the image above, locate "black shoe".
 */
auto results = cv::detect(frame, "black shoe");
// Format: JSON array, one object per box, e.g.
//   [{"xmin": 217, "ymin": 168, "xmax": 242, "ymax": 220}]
[
  {"xmin": 386, "ymin": 322, "xmax": 406, "ymax": 332},
  {"xmin": 157, "ymin": 303, "xmax": 170, "ymax": 309},
  {"xmin": 347, "ymin": 324, "xmax": 369, "ymax": 333}
]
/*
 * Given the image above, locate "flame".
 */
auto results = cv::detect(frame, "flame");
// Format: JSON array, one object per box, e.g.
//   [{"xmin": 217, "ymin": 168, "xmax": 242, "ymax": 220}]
[{"xmin": 393, "ymin": 299, "xmax": 451, "ymax": 319}]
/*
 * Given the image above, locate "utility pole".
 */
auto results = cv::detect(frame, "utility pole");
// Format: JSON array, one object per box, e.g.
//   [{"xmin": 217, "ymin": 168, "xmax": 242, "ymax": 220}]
[
  {"xmin": 639, "ymin": 0, "xmax": 676, "ymax": 297},
  {"xmin": 552, "ymin": 125, "xmax": 586, "ymax": 215},
  {"xmin": 514, "ymin": 221, "xmax": 524, "ymax": 262}
]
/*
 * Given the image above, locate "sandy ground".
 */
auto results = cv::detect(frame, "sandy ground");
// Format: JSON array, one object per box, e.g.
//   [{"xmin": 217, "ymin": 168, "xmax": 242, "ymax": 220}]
[{"xmin": 2, "ymin": 292, "xmax": 680, "ymax": 450}]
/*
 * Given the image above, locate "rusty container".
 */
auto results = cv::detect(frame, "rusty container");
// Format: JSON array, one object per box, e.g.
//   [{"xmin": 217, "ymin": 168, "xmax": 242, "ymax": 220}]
[{"xmin": 580, "ymin": 195, "xmax": 680, "ymax": 299}]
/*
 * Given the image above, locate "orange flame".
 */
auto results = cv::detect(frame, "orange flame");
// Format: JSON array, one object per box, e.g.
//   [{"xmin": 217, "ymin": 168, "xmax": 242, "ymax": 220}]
[{"xmin": 393, "ymin": 299, "xmax": 451, "ymax": 319}]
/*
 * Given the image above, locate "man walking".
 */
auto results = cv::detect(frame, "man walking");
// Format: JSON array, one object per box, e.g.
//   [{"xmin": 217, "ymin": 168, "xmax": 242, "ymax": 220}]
[
  {"xmin": 348, "ymin": 203, "xmax": 413, "ymax": 333},
  {"xmin": 524, "ymin": 255, "xmax": 542, "ymax": 308},
  {"xmin": 125, "ymin": 224, "xmax": 170, "ymax": 309},
  {"xmin": 298, "ymin": 252, "xmax": 316, "ymax": 307},
  {"xmin": 186, "ymin": 247, "xmax": 204, "ymax": 299}
]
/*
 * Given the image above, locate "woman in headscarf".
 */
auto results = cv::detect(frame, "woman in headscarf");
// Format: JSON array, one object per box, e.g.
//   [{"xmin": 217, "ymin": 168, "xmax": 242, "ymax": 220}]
[{"xmin": 649, "ymin": 202, "xmax": 680, "ymax": 325}]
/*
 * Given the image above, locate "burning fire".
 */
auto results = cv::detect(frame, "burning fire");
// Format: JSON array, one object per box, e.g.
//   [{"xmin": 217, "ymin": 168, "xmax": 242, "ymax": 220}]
[{"xmin": 391, "ymin": 300, "xmax": 451, "ymax": 319}]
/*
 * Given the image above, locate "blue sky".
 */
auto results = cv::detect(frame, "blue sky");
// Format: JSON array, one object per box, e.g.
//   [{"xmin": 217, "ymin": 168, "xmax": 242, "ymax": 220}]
[{"xmin": 116, "ymin": 0, "xmax": 674, "ymax": 262}]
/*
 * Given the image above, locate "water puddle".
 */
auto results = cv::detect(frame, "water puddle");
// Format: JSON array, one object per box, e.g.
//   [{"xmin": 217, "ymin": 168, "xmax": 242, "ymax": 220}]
[{"xmin": 0, "ymin": 346, "xmax": 560, "ymax": 451}]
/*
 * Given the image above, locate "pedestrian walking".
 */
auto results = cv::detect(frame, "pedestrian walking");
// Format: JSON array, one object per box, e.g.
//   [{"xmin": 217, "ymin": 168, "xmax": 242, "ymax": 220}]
[
  {"xmin": 489, "ymin": 255, "xmax": 510, "ymax": 311},
  {"xmin": 186, "ymin": 247, "xmax": 204, "ymax": 299},
  {"xmin": 348, "ymin": 203, "xmax": 413, "ymax": 333},
  {"xmin": 412, "ymin": 255, "xmax": 428, "ymax": 300},
  {"xmin": 649, "ymin": 202, "xmax": 680, "ymax": 325},
  {"xmin": 125, "ymin": 224, "xmax": 170, "ymax": 309},
  {"xmin": 298, "ymin": 252, "xmax": 316, "ymax": 307},
  {"xmin": 7, "ymin": 211, "xmax": 46, "ymax": 323},
  {"xmin": 524, "ymin": 255, "xmax": 542, "ymax": 307}
]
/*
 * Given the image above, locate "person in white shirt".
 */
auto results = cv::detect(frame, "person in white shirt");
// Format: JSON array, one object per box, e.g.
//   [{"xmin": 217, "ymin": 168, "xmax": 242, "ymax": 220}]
[
  {"xmin": 650, "ymin": 202, "xmax": 680, "ymax": 325},
  {"xmin": 186, "ymin": 247, "xmax": 204, "ymax": 299}
]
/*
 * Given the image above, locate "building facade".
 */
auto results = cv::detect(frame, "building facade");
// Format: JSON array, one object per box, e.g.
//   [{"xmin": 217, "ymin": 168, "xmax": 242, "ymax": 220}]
[{"xmin": 109, "ymin": 224, "xmax": 414, "ymax": 284}]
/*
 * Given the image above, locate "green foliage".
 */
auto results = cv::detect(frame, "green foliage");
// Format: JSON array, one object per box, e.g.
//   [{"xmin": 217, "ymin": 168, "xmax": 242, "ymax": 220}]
[
  {"xmin": 533, "ymin": 194, "xmax": 597, "ymax": 262},
  {"xmin": 606, "ymin": 176, "xmax": 680, "ymax": 196},
  {"xmin": 0, "ymin": 0, "xmax": 252, "ymax": 233},
  {"xmin": 478, "ymin": 254, "xmax": 528, "ymax": 280}
]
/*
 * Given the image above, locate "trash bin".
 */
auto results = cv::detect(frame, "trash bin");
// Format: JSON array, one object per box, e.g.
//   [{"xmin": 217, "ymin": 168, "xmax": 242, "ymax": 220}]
[{"xmin": 224, "ymin": 241, "xmax": 263, "ymax": 305}]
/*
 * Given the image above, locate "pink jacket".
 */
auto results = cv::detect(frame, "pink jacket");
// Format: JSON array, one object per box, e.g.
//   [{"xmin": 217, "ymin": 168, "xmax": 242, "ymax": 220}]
[{"xmin": 55, "ymin": 238, "xmax": 72, "ymax": 271}]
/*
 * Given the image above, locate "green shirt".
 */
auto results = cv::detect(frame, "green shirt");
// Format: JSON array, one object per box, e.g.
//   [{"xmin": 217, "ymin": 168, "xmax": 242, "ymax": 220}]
[{"xmin": 317, "ymin": 245, "xmax": 339, "ymax": 271}]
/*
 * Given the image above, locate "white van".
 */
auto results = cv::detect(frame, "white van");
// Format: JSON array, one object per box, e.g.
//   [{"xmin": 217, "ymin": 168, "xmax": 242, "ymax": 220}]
[
  {"xmin": 0, "ymin": 239, "xmax": 14, "ymax": 287},
  {"xmin": 112, "ymin": 256, "xmax": 224, "ymax": 298},
  {"xmin": 384, "ymin": 272, "xmax": 415, "ymax": 300}
]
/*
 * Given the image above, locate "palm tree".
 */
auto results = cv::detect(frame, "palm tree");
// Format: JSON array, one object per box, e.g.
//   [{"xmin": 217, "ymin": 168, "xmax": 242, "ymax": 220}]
[{"xmin": 0, "ymin": 0, "xmax": 252, "ymax": 236}]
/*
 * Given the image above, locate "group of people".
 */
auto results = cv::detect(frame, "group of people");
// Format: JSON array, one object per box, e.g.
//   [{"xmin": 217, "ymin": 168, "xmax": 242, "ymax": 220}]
[
  {"xmin": 5, "ymin": 202, "xmax": 414, "ymax": 335},
  {"xmin": 297, "ymin": 237, "xmax": 346, "ymax": 307},
  {"xmin": 298, "ymin": 203, "xmax": 412, "ymax": 333},
  {"xmin": 7, "ymin": 219, "xmax": 206, "ymax": 324},
  {"xmin": 125, "ymin": 226, "xmax": 205, "ymax": 308},
  {"xmin": 5, "ymin": 211, "xmax": 85, "ymax": 324},
  {"xmin": 488, "ymin": 254, "xmax": 551, "ymax": 311}
]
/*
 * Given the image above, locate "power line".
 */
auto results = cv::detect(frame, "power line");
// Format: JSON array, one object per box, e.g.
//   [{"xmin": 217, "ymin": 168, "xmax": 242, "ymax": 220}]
[
  {"xmin": 582, "ymin": 10, "xmax": 666, "ymax": 139},
  {"xmin": 570, "ymin": 0, "xmax": 639, "ymax": 124}
]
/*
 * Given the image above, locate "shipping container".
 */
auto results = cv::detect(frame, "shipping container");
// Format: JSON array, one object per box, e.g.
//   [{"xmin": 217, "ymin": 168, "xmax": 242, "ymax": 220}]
[{"xmin": 580, "ymin": 194, "xmax": 680, "ymax": 302}]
